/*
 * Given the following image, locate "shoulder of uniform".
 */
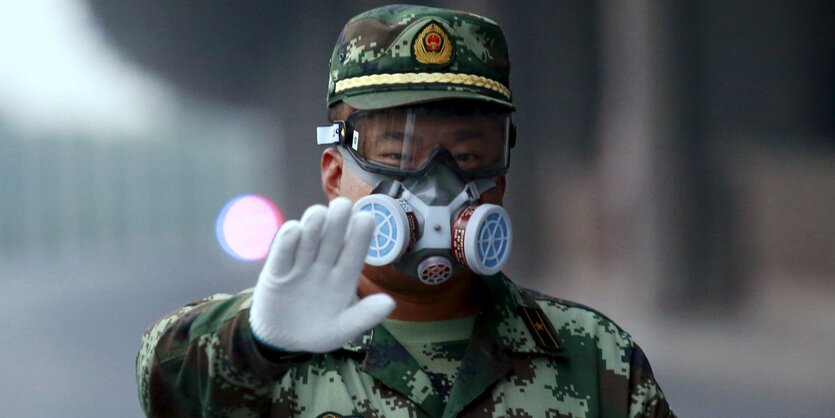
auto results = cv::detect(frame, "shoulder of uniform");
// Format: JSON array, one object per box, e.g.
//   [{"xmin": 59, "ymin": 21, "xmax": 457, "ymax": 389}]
[
  {"xmin": 517, "ymin": 285, "xmax": 590, "ymax": 310},
  {"xmin": 519, "ymin": 285, "xmax": 615, "ymax": 321},
  {"xmin": 158, "ymin": 290, "xmax": 249, "ymax": 333},
  {"xmin": 518, "ymin": 286, "xmax": 634, "ymax": 345},
  {"xmin": 141, "ymin": 288, "xmax": 254, "ymax": 361},
  {"xmin": 185, "ymin": 288, "xmax": 254, "ymax": 339}
]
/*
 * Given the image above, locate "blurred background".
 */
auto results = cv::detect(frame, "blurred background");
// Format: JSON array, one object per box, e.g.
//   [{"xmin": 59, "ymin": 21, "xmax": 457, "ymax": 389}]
[{"xmin": 0, "ymin": 0, "xmax": 832, "ymax": 416}]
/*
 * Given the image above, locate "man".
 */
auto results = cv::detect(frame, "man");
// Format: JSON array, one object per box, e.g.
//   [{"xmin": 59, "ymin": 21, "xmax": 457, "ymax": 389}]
[{"xmin": 137, "ymin": 5, "xmax": 674, "ymax": 417}]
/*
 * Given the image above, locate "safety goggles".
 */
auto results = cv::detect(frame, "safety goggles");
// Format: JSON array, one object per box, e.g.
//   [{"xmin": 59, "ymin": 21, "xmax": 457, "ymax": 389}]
[{"xmin": 317, "ymin": 107, "xmax": 514, "ymax": 179}]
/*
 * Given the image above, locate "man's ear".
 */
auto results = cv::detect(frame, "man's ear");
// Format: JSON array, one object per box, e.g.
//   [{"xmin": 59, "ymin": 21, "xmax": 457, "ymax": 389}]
[
  {"xmin": 321, "ymin": 148, "xmax": 343, "ymax": 200},
  {"xmin": 481, "ymin": 175, "xmax": 507, "ymax": 206},
  {"xmin": 495, "ymin": 175, "xmax": 507, "ymax": 196}
]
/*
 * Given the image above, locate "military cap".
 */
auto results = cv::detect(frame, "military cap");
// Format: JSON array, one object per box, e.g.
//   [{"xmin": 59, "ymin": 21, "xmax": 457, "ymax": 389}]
[{"xmin": 327, "ymin": 4, "xmax": 514, "ymax": 111}]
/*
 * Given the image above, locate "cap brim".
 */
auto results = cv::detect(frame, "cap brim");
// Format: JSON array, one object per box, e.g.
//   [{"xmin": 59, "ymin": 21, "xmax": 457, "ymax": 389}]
[{"xmin": 342, "ymin": 90, "xmax": 515, "ymax": 111}]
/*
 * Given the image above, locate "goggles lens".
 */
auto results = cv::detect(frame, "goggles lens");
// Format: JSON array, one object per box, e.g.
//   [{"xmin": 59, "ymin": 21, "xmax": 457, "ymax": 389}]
[{"xmin": 344, "ymin": 108, "xmax": 511, "ymax": 178}]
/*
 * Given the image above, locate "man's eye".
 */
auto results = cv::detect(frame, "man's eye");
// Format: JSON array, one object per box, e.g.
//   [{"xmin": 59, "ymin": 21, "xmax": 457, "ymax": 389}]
[
  {"xmin": 384, "ymin": 153, "xmax": 407, "ymax": 161},
  {"xmin": 375, "ymin": 153, "xmax": 414, "ymax": 166},
  {"xmin": 454, "ymin": 153, "xmax": 478, "ymax": 163}
]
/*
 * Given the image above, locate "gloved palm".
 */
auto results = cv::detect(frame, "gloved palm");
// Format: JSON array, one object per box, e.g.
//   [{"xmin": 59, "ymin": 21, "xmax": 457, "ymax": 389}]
[{"xmin": 249, "ymin": 197, "xmax": 395, "ymax": 353}]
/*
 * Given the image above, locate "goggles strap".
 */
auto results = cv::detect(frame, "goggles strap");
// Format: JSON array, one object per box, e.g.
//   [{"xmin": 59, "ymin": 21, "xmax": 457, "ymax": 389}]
[{"xmin": 336, "ymin": 146, "xmax": 391, "ymax": 188}]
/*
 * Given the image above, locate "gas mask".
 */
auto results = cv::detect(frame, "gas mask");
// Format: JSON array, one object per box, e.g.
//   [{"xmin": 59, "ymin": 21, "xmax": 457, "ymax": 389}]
[{"xmin": 318, "ymin": 106, "xmax": 515, "ymax": 284}]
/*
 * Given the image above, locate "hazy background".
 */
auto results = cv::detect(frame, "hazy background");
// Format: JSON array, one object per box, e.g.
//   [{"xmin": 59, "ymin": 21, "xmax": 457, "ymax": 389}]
[{"xmin": 1, "ymin": 1, "xmax": 832, "ymax": 416}]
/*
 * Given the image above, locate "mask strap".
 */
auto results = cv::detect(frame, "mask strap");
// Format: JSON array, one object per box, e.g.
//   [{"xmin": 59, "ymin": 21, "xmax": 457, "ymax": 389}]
[
  {"xmin": 447, "ymin": 177, "xmax": 497, "ymax": 210},
  {"xmin": 473, "ymin": 177, "xmax": 498, "ymax": 196}
]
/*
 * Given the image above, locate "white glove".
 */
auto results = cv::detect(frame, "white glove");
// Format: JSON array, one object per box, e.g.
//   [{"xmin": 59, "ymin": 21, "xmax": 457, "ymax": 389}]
[{"xmin": 249, "ymin": 197, "xmax": 396, "ymax": 353}]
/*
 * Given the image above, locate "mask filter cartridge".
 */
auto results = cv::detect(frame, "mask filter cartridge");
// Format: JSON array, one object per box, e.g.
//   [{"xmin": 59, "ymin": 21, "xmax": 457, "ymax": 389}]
[
  {"xmin": 355, "ymin": 193, "xmax": 512, "ymax": 282},
  {"xmin": 451, "ymin": 204, "xmax": 512, "ymax": 276},
  {"xmin": 354, "ymin": 195, "xmax": 417, "ymax": 266}
]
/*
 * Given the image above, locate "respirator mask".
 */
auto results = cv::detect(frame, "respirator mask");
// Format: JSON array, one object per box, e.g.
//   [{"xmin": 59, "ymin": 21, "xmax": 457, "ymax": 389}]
[{"xmin": 318, "ymin": 106, "xmax": 514, "ymax": 285}]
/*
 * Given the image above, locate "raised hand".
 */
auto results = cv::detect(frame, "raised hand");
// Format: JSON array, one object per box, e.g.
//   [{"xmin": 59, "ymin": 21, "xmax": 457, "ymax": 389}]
[{"xmin": 249, "ymin": 197, "xmax": 395, "ymax": 353}]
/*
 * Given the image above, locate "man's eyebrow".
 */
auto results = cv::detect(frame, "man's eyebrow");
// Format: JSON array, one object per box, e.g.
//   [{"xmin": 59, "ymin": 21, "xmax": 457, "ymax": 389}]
[
  {"xmin": 380, "ymin": 130, "xmax": 407, "ymax": 140},
  {"xmin": 362, "ymin": 130, "xmax": 406, "ymax": 146}
]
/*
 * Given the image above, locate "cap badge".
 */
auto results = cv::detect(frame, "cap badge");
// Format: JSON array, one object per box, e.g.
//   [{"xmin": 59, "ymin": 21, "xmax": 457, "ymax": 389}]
[{"xmin": 414, "ymin": 22, "xmax": 452, "ymax": 65}]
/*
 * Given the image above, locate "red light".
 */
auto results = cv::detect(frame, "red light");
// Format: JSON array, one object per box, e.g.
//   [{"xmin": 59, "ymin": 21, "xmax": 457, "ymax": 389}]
[{"xmin": 216, "ymin": 195, "xmax": 283, "ymax": 261}]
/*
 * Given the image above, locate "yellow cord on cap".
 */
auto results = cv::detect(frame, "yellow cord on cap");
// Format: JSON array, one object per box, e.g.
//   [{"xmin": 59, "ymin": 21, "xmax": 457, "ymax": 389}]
[{"xmin": 334, "ymin": 72, "xmax": 511, "ymax": 99}]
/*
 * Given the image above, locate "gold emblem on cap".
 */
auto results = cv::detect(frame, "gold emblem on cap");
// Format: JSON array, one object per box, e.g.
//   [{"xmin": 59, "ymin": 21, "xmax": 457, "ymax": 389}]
[{"xmin": 414, "ymin": 22, "xmax": 453, "ymax": 65}]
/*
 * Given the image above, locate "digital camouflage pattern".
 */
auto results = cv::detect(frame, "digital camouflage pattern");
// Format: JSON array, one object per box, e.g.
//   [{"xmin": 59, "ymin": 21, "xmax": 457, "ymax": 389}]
[
  {"xmin": 382, "ymin": 317, "xmax": 474, "ymax": 402},
  {"xmin": 405, "ymin": 339, "xmax": 468, "ymax": 403},
  {"xmin": 327, "ymin": 5, "xmax": 514, "ymax": 110},
  {"xmin": 137, "ymin": 274, "xmax": 674, "ymax": 417}
]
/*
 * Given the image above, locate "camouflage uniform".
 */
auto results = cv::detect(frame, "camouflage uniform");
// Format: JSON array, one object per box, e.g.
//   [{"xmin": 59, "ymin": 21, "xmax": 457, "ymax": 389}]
[
  {"xmin": 137, "ymin": 5, "xmax": 675, "ymax": 417},
  {"xmin": 137, "ymin": 274, "xmax": 672, "ymax": 417},
  {"xmin": 381, "ymin": 317, "xmax": 475, "ymax": 403}
]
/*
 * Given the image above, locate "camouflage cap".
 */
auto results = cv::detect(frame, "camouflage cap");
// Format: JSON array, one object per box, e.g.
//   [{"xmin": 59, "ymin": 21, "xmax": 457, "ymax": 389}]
[{"xmin": 327, "ymin": 4, "xmax": 514, "ymax": 111}]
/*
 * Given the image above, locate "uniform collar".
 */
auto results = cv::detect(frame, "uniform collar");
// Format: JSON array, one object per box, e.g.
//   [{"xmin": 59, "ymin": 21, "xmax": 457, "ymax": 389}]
[{"xmin": 340, "ymin": 273, "xmax": 566, "ymax": 357}]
